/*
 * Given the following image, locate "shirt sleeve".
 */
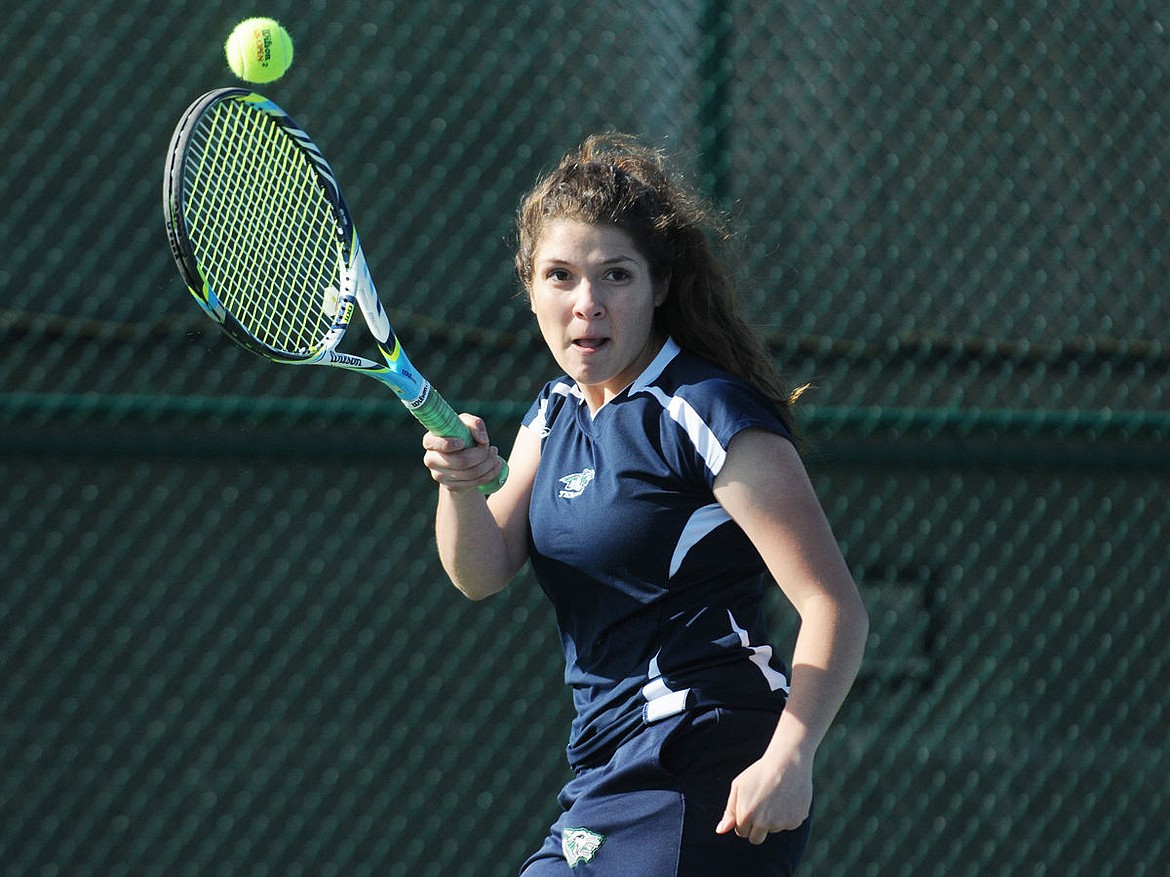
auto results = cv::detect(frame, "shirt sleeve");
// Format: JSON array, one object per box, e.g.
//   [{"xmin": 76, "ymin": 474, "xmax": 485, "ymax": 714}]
[
  {"xmin": 522, "ymin": 377, "xmax": 575, "ymax": 440},
  {"xmin": 674, "ymin": 376, "xmax": 793, "ymax": 486}
]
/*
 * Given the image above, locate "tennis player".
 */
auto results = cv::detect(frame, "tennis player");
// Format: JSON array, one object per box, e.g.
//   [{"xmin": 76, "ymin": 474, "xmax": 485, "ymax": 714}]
[{"xmin": 422, "ymin": 134, "xmax": 868, "ymax": 875}]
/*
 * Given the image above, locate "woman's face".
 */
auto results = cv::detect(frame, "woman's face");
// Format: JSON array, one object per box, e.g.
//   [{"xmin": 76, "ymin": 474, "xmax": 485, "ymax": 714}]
[{"xmin": 529, "ymin": 220, "xmax": 667, "ymax": 412}]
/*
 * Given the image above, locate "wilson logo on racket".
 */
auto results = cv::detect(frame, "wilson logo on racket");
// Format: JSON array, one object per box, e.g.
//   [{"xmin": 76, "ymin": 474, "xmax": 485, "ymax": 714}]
[
  {"xmin": 401, "ymin": 383, "xmax": 431, "ymax": 410},
  {"xmin": 325, "ymin": 351, "xmax": 367, "ymax": 368}
]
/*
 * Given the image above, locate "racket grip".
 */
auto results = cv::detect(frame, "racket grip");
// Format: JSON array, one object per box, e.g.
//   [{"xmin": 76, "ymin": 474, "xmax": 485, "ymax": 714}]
[{"xmin": 410, "ymin": 385, "xmax": 509, "ymax": 495}]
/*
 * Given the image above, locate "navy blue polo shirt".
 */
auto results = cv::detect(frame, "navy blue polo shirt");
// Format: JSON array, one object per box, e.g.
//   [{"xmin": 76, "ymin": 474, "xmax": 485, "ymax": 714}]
[{"xmin": 523, "ymin": 339, "xmax": 794, "ymax": 770}]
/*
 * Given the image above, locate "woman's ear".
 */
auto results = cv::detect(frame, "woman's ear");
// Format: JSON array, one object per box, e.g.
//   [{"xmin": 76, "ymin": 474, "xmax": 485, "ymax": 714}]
[{"xmin": 654, "ymin": 274, "xmax": 670, "ymax": 307}]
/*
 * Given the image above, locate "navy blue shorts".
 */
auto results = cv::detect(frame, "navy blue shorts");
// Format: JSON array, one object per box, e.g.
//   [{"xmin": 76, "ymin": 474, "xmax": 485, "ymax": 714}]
[{"xmin": 519, "ymin": 708, "xmax": 812, "ymax": 876}]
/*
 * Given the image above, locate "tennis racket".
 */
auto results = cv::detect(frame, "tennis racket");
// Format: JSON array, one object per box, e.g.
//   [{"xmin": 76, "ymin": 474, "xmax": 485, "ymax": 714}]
[{"xmin": 163, "ymin": 87, "xmax": 507, "ymax": 492}]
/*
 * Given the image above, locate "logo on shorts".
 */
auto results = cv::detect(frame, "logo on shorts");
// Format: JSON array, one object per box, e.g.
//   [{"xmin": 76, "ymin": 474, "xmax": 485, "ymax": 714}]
[
  {"xmin": 558, "ymin": 468, "xmax": 595, "ymax": 499},
  {"xmin": 562, "ymin": 827, "xmax": 605, "ymax": 867}
]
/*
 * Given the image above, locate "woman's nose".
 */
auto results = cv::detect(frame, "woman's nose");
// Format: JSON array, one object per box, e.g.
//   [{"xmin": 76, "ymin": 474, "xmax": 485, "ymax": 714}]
[{"xmin": 573, "ymin": 281, "xmax": 604, "ymax": 318}]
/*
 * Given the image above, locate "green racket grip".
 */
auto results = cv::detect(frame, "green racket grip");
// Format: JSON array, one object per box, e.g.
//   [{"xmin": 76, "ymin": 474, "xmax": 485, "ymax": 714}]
[{"xmin": 410, "ymin": 386, "xmax": 509, "ymax": 495}]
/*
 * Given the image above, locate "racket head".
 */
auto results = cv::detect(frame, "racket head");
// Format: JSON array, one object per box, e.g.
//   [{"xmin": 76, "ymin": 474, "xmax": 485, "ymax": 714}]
[{"xmin": 163, "ymin": 88, "xmax": 356, "ymax": 362}]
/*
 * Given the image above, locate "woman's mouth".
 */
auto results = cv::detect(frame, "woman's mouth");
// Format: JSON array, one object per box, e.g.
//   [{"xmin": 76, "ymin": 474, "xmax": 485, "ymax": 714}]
[{"xmin": 573, "ymin": 337, "xmax": 608, "ymax": 352}]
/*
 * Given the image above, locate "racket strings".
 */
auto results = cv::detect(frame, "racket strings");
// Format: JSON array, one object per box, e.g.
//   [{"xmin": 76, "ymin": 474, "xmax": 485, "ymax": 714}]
[{"xmin": 183, "ymin": 99, "xmax": 343, "ymax": 355}]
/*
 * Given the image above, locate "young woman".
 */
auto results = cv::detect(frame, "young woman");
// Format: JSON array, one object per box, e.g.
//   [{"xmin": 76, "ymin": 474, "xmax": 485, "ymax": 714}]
[{"xmin": 421, "ymin": 134, "xmax": 868, "ymax": 876}]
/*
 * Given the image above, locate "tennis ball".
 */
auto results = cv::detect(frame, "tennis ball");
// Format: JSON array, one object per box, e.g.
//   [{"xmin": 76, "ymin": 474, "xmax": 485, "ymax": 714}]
[{"xmin": 225, "ymin": 17, "xmax": 294, "ymax": 84}]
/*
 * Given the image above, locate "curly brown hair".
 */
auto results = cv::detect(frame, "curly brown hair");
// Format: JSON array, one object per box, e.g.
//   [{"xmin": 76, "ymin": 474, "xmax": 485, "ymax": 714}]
[{"xmin": 515, "ymin": 133, "xmax": 804, "ymax": 437}]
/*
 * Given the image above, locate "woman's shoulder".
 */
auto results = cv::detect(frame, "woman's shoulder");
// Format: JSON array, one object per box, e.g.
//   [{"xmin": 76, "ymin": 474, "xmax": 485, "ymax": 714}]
[
  {"xmin": 630, "ymin": 338, "xmax": 737, "ymax": 395},
  {"xmin": 646, "ymin": 346, "xmax": 792, "ymax": 442},
  {"xmin": 522, "ymin": 374, "xmax": 580, "ymax": 431},
  {"xmin": 651, "ymin": 346, "xmax": 765, "ymax": 406}
]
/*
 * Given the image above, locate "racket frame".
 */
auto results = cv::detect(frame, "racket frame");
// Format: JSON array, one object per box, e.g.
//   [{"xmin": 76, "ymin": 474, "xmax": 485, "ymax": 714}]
[{"xmin": 164, "ymin": 88, "xmax": 506, "ymax": 488}]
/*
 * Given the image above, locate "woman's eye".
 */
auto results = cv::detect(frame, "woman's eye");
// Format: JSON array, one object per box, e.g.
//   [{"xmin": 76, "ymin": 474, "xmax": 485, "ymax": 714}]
[{"xmin": 604, "ymin": 268, "xmax": 631, "ymax": 282}]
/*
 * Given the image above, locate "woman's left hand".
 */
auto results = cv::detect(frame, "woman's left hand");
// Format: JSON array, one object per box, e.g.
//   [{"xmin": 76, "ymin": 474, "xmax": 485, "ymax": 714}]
[{"xmin": 715, "ymin": 750, "xmax": 814, "ymax": 845}]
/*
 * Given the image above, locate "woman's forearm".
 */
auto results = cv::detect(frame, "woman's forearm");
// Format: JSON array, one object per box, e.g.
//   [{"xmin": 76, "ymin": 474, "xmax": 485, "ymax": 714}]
[
  {"xmin": 435, "ymin": 488, "xmax": 524, "ymax": 600},
  {"xmin": 768, "ymin": 591, "xmax": 869, "ymax": 759}
]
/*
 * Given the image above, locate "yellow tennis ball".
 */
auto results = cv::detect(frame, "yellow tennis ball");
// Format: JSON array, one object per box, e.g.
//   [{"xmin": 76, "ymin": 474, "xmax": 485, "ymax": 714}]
[{"xmin": 225, "ymin": 17, "xmax": 294, "ymax": 84}]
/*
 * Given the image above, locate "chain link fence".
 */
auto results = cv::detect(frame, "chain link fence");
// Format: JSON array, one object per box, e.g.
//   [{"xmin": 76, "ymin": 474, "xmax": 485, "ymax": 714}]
[{"xmin": 2, "ymin": 1, "xmax": 1166, "ymax": 875}]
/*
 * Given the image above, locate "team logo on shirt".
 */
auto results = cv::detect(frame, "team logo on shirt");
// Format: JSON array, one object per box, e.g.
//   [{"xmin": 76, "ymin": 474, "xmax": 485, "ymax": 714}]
[
  {"xmin": 562, "ymin": 827, "xmax": 605, "ymax": 866},
  {"xmin": 558, "ymin": 468, "xmax": 595, "ymax": 499}
]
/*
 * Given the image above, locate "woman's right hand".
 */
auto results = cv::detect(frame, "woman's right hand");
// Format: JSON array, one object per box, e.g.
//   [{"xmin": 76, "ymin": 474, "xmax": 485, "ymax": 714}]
[{"xmin": 421, "ymin": 413, "xmax": 504, "ymax": 494}]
